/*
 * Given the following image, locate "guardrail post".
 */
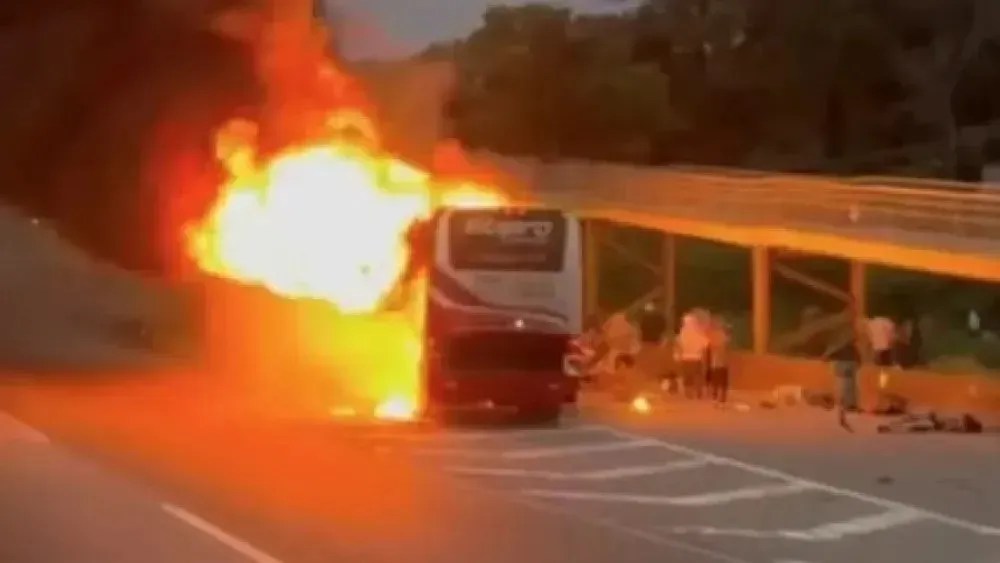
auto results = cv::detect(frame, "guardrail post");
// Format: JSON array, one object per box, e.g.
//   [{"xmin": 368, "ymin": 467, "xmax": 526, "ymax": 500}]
[
  {"xmin": 662, "ymin": 234, "xmax": 677, "ymax": 334},
  {"xmin": 752, "ymin": 246, "xmax": 771, "ymax": 354},
  {"xmin": 583, "ymin": 219, "xmax": 601, "ymax": 323},
  {"xmin": 849, "ymin": 259, "xmax": 867, "ymax": 322}
]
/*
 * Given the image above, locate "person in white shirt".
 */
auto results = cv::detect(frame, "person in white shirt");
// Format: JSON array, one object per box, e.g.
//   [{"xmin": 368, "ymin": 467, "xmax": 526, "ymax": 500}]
[
  {"xmin": 868, "ymin": 316, "xmax": 896, "ymax": 367},
  {"xmin": 674, "ymin": 312, "xmax": 710, "ymax": 399}
]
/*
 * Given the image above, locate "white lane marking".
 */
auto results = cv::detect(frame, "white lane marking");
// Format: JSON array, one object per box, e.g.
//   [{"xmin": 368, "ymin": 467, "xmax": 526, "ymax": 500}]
[
  {"xmin": 369, "ymin": 424, "xmax": 606, "ymax": 443},
  {"xmin": 162, "ymin": 503, "xmax": 283, "ymax": 563},
  {"xmin": 450, "ymin": 458, "xmax": 711, "ymax": 481},
  {"xmin": 666, "ymin": 508, "xmax": 925, "ymax": 541},
  {"xmin": 599, "ymin": 426, "xmax": 1000, "ymax": 537},
  {"xmin": 581, "ymin": 458, "xmax": 712, "ymax": 480},
  {"xmin": 523, "ymin": 481, "xmax": 815, "ymax": 507},
  {"xmin": 502, "ymin": 439, "xmax": 658, "ymax": 460},
  {"xmin": 0, "ymin": 411, "xmax": 49, "ymax": 444},
  {"xmin": 450, "ymin": 478, "xmax": 754, "ymax": 563},
  {"xmin": 414, "ymin": 438, "xmax": 658, "ymax": 460}
]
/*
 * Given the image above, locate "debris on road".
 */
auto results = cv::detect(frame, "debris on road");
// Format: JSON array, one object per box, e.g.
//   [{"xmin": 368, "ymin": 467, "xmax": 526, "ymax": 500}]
[{"xmin": 877, "ymin": 412, "xmax": 984, "ymax": 434}]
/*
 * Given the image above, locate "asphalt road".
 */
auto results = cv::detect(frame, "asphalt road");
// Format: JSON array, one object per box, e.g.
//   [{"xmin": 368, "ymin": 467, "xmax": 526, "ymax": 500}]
[
  {"xmin": 0, "ymin": 411, "xmax": 252, "ymax": 563},
  {"xmin": 1, "ymin": 376, "xmax": 998, "ymax": 563}
]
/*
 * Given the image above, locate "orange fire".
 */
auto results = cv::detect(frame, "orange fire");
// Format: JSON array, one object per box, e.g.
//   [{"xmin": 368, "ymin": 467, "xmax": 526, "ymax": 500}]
[
  {"xmin": 184, "ymin": 48, "xmax": 504, "ymax": 420},
  {"xmin": 630, "ymin": 395, "xmax": 653, "ymax": 415}
]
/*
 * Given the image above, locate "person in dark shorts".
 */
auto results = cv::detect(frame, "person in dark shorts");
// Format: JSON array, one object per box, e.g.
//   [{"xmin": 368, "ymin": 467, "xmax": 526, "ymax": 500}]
[
  {"xmin": 824, "ymin": 319, "xmax": 867, "ymax": 414},
  {"xmin": 707, "ymin": 315, "xmax": 731, "ymax": 403},
  {"xmin": 639, "ymin": 302, "xmax": 668, "ymax": 345},
  {"xmin": 894, "ymin": 317, "xmax": 923, "ymax": 369},
  {"xmin": 611, "ymin": 354, "xmax": 641, "ymax": 403}
]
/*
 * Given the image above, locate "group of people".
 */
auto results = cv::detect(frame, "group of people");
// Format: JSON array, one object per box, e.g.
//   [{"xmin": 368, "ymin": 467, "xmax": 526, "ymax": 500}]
[
  {"xmin": 672, "ymin": 308, "xmax": 732, "ymax": 402},
  {"xmin": 569, "ymin": 304, "xmax": 930, "ymax": 416},
  {"xmin": 569, "ymin": 304, "xmax": 733, "ymax": 404}
]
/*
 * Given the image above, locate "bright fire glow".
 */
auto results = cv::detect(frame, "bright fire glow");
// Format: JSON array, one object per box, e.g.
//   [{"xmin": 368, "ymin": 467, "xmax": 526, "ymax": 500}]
[
  {"xmin": 184, "ymin": 24, "xmax": 505, "ymax": 421},
  {"xmin": 375, "ymin": 395, "xmax": 419, "ymax": 421},
  {"xmin": 188, "ymin": 123, "xmax": 441, "ymax": 313},
  {"xmin": 631, "ymin": 395, "xmax": 652, "ymax": 415}
]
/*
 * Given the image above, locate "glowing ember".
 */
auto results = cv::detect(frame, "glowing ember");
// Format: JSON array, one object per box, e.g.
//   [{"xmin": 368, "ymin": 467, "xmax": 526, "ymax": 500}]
[
  {"xmin": 184, "ymin": 21, "xmax": 504, "ymax": 420},
  {"xmin": 375, "ymin": 395, "xmax": 419, "ymax": 421},
  {"xmin": 630, "ymin": 395, "xmax": 652, "ymax": 415},
  {"xmin": 440, "ymin": 185, "xmax": 505, "ymax": 209}
]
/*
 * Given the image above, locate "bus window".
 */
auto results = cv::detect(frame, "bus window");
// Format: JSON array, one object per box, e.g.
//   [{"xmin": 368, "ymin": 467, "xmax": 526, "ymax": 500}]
[{"xmin": 447, "ymin": 209, "xmax": 566, "ymax": 272}]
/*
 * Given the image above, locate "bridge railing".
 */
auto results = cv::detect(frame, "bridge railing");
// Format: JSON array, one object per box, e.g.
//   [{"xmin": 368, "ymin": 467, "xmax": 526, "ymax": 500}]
[{"xmin": 474, "ymin": 153, "xmax": 1000, "ymax": 248}]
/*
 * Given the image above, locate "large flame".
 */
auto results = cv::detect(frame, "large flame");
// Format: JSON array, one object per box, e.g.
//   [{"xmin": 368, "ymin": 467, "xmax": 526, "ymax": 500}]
[
  {"xmin": 184, "ymin": 32, "xmax": 504, "ymax": 420},
  {"xmin": 190, "ymin": 117, "xmax": 432, "ymax": 312}
]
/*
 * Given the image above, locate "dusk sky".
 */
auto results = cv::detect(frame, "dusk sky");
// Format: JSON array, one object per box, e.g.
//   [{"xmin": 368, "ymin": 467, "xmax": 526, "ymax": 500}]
[{"xmin": 329, "ymin": 0, "xmax": 637, "ymax": 60}]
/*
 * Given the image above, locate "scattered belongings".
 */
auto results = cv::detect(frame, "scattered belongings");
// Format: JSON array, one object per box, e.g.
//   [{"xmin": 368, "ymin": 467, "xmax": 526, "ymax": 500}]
[{"xmin": 877, "ymin": 412, "xmax": 984, "ymax": 434}]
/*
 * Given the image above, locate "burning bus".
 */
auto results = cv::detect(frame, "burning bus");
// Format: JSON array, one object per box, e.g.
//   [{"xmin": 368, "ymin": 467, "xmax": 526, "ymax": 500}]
[{"xmin": 409, "ymin": 206, "xmax": 583, "ymax": 423}]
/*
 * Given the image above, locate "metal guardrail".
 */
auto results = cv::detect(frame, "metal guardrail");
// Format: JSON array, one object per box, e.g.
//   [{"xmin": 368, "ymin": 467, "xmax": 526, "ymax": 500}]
[{"xmin": 473, "ymin": 152, "xmax": 1000, "ymax": 251}]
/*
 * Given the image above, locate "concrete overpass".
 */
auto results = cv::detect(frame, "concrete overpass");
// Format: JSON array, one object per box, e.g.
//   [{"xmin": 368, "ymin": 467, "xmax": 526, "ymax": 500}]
[{"xmin": 467, "ymin": 152, "xmax": 1000, "ymax": 354}]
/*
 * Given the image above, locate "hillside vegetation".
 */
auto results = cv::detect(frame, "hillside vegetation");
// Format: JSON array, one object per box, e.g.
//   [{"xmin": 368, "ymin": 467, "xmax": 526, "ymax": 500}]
[{"xmin": 428, "ymin": 0, "xmax": 1000, "ymax": 179}]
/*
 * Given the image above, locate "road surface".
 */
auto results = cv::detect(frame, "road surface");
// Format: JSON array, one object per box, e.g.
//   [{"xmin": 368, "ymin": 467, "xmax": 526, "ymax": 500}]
[{"xmin": 1, "ymin": 375, "xmax": 998, "ymax": 563}]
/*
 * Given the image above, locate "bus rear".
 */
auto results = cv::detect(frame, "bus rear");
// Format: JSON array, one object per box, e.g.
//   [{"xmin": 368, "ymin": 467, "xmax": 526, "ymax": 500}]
[{"xmin": 422, "ymin": 207, "xmax": 582, "ymax": 422}]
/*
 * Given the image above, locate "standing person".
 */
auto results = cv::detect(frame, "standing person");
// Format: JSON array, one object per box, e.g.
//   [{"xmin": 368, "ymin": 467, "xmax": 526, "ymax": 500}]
[
  {"xmin": 603, "ymin": 311, "xmax": 640, "ymax": 356},
  {"xmin": 894, "ymin": 317, "xmax": 919, "ymax": 369},
  {"xmin": 868, "ymin": 315, "xmax": 896, "ymax": 367},
  {"xmin": 597, "ymin": 311, "xmax": 640, "ymax": 379},
  {"xmin": 674, "ymin": 312, "xmax": 709, "ymax": 399},
  {"xmin": 824, "ymin": 317, "xmax": 868, "ymax": 419},
  {"xmin": 639, "ymin": 301, "xmax": 668, "ymax": 345},
  {"xmin": 611, "ymin": 354, "xmax": 641, "ymax": 403},
  {"xmin": 707, "ymin": 315, "xmax": 731, "ymax": 403},
  {"xmin": 636, "ymin": 302, "xmax": 673, "ymax": 393}
]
